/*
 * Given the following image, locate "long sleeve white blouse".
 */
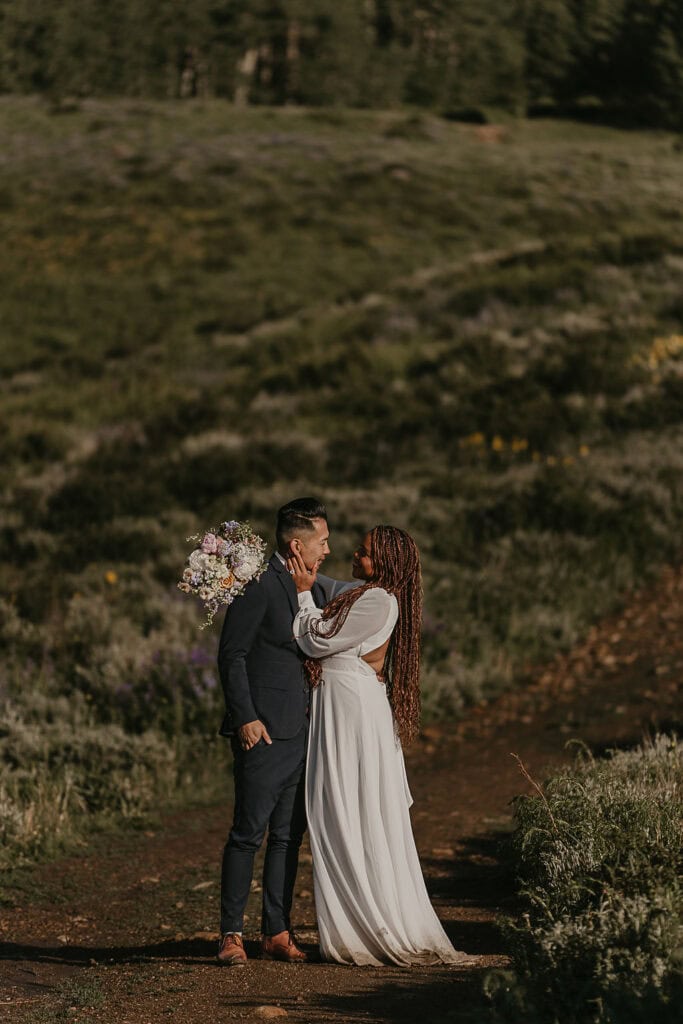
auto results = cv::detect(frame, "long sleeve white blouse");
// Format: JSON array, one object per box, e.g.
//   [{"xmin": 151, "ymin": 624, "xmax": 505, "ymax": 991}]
[{"xmin": 293, "ymin": 587, "xmax": 398, "ymax": 658}]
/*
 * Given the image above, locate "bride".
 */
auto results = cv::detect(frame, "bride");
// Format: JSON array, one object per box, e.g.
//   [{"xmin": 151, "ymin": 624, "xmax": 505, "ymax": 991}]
[{"xmin": 287, "ymin": 525, "xmax": 468, "ymax": 967}]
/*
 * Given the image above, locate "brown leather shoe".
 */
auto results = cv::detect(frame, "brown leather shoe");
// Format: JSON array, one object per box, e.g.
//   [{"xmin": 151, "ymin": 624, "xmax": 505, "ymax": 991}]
[
  {"xmin": 260, "ymin": 930, "xmax": 307, "ymax": 963},
  {"xmin": 217, "ymin": 932, "xmax": 247, "ymax": 966}
]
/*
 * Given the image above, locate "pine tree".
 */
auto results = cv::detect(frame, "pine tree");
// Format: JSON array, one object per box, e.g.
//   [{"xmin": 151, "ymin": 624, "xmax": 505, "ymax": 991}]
[{"xmin": 0, "ymin": 0, "xmax": 680, "ymax": 126}]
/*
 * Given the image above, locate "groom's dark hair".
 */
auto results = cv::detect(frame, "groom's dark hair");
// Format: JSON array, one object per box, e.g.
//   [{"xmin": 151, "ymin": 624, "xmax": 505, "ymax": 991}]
[{"xmin": 276, "ymin": 497, "xmax": 327, "ymax": 547}]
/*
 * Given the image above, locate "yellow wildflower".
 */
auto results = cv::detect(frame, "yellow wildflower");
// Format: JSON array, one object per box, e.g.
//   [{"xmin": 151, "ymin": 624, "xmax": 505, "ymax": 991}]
[
  {"xmin": 460, "ymin": 432, "xmax": 485, "ymax": 447},
  {"xmin": 491, "ymin": 436, "xmax": 505, "ymax": 452},
  {"xmin": 104, "ymin": 570, "xmax": 118, "ymax": 585},
  {"xmin": 633, "ymin": 334, "xmax": 683, "ymax": 370}
]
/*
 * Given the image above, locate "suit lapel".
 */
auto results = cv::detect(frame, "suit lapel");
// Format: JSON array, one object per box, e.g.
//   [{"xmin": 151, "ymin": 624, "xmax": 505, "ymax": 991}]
[
  {"xmin": 270, "ymin": 553, "xmax": 299, "ymax": 618},
  {"xmin": 270, "ymin": 553, "xmax": 328, "ymax": 613}
]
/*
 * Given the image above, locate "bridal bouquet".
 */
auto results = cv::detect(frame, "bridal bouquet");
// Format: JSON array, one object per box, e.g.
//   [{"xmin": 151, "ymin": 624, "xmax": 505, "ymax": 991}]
[{"xmin": 178, "ymin": 520, "xmax": 268, "ymax": 627}]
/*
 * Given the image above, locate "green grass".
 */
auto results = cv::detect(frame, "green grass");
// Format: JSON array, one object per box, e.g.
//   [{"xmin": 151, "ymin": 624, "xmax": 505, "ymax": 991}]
[
  {"xmin": 19, "ymin": 976, "xmax": 104, "ymax": 1024},
  {"xmin": 2, "ymin": 95, "xmax": 683, "ymax": 863},
  {"xmin": 487, "ymin": 736, "xmax": 683, "ymax": 1023}
]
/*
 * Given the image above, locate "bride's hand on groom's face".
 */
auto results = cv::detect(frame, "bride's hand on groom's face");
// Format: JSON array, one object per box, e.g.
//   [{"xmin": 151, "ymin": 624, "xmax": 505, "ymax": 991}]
[{"xmin": 286, "ymin": 551, "xmax": 316, "ymax": 593}]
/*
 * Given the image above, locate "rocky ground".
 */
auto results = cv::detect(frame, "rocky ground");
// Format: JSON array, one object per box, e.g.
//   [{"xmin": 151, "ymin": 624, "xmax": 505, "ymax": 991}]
[{"xmin": 2, "ymin": 564, "xmax": 682, "ymax": 1024}]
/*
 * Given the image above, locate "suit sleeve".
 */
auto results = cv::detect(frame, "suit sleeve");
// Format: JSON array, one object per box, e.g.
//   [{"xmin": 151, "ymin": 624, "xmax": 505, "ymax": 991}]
[
  {"xmin": 217, "ymin": 578, "xmax": 267, "ymax": 729},
  {"xmin": 293, "ymin": 588, "xmax": 396, "ymax": 658}
]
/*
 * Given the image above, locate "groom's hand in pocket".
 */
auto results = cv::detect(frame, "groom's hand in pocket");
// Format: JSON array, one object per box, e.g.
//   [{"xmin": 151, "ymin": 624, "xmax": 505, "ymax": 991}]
[{"xmin": 238, "ymin": 719, "xmax": 272, "ymax": 751}]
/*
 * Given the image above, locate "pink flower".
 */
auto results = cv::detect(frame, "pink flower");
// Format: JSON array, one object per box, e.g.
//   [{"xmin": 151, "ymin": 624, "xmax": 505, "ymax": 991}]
[{"xmin": 201, "ymin": 532, "xmax": 218, "ymax": 554}]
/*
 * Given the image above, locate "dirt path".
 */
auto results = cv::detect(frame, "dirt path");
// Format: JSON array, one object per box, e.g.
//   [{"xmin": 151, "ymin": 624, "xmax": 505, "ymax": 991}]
[{"xmin": 2, "ymin": 564, "xmax": 682, "ymax": 1024}]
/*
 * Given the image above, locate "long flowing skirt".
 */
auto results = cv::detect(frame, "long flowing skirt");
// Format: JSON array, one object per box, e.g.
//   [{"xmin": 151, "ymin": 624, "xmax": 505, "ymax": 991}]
[{"xmin": 305, "ymin": 660, "xmax": 465, "ymax": 966}]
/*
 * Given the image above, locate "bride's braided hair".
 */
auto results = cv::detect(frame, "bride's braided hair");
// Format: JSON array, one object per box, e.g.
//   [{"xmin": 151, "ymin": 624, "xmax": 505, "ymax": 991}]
[{"xmin": 304, "ymin": 525, "xmax": 422, "ymax": 746}]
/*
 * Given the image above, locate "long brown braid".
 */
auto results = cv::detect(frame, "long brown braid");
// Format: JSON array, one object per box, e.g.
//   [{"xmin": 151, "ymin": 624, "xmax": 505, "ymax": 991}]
[{"xmin": 303, "ymin": 525, "xmax": 423, "ymax": 746}]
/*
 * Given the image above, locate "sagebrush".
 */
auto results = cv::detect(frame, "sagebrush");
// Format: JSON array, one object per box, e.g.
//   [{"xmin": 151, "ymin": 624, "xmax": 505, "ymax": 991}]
[
  {"xmin": 2, "ymin": 100, "xmax": 683, "ymax": 863},
  {"xmin": 488, "ymin": 736, "xmax": 683, "ymax": 1024}
]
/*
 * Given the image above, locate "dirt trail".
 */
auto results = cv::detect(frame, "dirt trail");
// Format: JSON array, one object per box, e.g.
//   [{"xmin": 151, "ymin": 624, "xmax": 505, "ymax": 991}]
[{"xmin": 1, "ymin": 564, "xmax": 682, "ymax": 1024}]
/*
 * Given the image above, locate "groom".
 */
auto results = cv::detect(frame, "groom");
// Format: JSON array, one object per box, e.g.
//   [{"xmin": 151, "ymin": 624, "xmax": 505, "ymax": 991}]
[{"xmin": 216, "ymin": 496, "xmax": 345, "ymax": 966}]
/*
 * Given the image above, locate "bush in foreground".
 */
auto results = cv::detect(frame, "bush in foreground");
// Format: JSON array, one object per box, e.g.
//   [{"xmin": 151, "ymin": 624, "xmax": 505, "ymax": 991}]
[{"xmin": 487, "ymin": 736, "xmax": 683, "ymax": 1023}]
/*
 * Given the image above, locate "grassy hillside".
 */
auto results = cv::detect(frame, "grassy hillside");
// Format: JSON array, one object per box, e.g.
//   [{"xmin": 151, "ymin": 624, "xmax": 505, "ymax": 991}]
[{"xmin": 2, "ymin": 96, "xmax": 683, "ymax": 862}]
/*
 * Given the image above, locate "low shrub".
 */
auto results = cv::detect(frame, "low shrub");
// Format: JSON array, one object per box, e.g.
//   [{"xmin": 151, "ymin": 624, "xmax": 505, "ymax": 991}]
[
  {"xmin": 0, "ymin": 702, "xmax": 175, "ymax": 867},
  {"xmin": 488, "ymin": 736, "xmax": 683, "ymax": 1023}
]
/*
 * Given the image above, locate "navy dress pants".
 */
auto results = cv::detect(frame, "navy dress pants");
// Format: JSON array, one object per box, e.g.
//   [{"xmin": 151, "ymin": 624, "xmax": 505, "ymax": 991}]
[{"xmin": 220, "ymin": 726, "xmax": 307, "ymax": 936}]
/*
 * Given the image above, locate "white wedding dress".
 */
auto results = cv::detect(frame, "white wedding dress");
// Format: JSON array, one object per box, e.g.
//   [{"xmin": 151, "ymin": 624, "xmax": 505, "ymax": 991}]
[{"xmin": 293, "ymin": 587, "xmax": 465, "ymax": 967}]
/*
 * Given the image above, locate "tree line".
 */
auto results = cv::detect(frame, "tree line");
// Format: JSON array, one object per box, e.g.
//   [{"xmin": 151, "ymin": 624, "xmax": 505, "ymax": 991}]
[{"xmin": 1, "ymin": 0, "xmax": 682, "ymax": 127}]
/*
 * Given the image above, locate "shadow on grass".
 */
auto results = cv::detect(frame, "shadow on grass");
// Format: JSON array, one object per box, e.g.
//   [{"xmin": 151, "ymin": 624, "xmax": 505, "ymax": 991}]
[{"xmin": 588, "ymin": 717, "xmax": 683, "ymax": 759}]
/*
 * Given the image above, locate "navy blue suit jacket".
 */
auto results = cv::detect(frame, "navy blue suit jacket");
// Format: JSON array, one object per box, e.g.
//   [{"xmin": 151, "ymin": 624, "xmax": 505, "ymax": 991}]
[{"xmin": 217, "ymin": 554, "xmax": 348, "ymax": 740}]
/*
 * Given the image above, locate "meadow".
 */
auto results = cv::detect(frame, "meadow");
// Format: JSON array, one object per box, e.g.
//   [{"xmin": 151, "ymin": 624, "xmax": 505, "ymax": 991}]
[{"xmin": 1, "ymin": 96, "xmax": 683, "ymax": 865}]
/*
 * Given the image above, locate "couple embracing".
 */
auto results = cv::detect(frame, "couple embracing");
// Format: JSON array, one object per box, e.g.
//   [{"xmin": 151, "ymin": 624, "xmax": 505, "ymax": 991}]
[{"xmin": 217, "ymin": 497, "xmax": 468, "ymax": 967}]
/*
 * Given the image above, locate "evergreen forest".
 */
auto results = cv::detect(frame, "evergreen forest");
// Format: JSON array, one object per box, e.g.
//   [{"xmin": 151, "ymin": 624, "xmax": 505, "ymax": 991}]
[{"xmin": 1, "ymin": 0, "xmax": 682, "ymax": 128}]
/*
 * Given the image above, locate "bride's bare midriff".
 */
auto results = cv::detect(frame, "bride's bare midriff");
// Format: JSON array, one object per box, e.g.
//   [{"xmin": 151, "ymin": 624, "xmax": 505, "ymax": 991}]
[{"xmin": 361, "ymin": 639, "xmax": 390, "ymax": 680}]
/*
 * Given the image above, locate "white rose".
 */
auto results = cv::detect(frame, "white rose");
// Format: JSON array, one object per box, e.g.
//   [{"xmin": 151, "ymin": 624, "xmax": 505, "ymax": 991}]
[
  {"xmin": 189, "ymin": 550, "xmax": 212, "ymax": 573},
  {"xmin": 232, "ymin": 543, "xmax": 262, "ymax": 581}
]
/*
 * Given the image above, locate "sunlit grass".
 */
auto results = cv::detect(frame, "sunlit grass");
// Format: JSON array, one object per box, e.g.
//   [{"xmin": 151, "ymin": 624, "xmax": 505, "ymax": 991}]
[
  {"xmin": 2, "ymin": 96, "xmax": 683, "ymax": 861},
  {"xmin": 488, "ymin": 737, "xmax": 683, "ymax": 1023}
]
